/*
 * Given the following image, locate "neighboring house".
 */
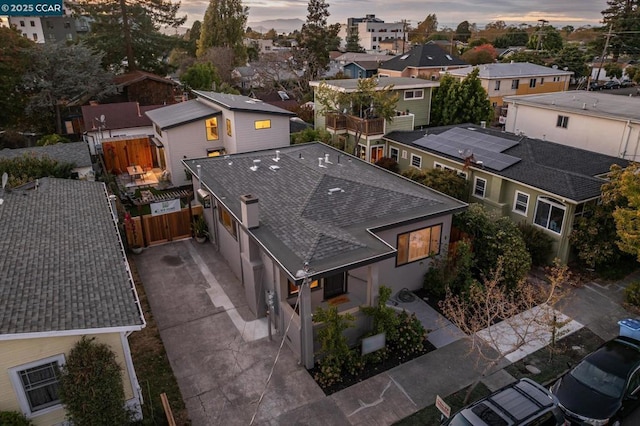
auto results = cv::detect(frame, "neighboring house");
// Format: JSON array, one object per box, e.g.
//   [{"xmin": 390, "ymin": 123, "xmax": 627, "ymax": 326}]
[
  {"xmin": 378, "ymin": 44, "xmax": 469, "ymax": 80},
  {"xmin": 232, "ymin": 65, "xmax": 258, "ymax": 90},
  {"xmin": 0, "ymin": 142, "xmax": 94, "ymax": 180},
  {"xmin": 310, "ymin": 77, "xmax": 438, "ymax": 162},
  {"xmin": 503, "ymin": 91, "xmax": 640, "ymax": 159},
  {"xmin": 0, "ymin": 178, "xmax": 146, "ymax": 425},
  {"xmin": 343, "ymin": 60, "xmax": 381, "ymax": 78},
  {"xmin": 9, "ymin": 5, "xmax": 90, "ymax": 43},
  {"xmin": 108, "ymin": 70, "xmax": 180, "ymax": 106},
  {"xmin": 146, "ymin": 90, "xmax": 295, "ymax": 187},
  {"xmin": 443, "ymin": 62, "xmax": 573, "ymax": 115},
  {"xmin": 81, "ymin": 102, "xmax": 163, "ymax": 155},
  {"xmin": 338, "ymin": 14, "xmax": 405, "ymax": 52},
  {"xmin": 183, "ymin": 143, "xmax": 466, "ymax": 368},
  {"xmin": 378, "ymin": 38, "xmax": 409, "ymax": 55},
  {"xmin": 383, "ymin": 124, "xmax": 629, "ymax": 263},
  {"xmin": 245, "ymin": 37, "xmax": 273, "ymax": 54}
]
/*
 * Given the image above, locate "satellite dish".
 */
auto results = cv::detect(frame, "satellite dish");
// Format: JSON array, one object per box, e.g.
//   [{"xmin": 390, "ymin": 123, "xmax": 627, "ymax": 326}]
[{"xmin": 461, "ymin": 148, "xmax": 473, "ymax": 159}]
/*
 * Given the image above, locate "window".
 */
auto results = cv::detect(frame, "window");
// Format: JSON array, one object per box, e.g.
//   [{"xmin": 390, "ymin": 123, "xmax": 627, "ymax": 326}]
[
  {"xmin": 513, "ymin": 191, "xmax": 529, "ymax": 215},
  {"xmin": 389, "ymin": 147, "xmax": 399, "ymax": 162},
  {"xmin": 556, "ymin": 115, "xmax": 569, "ymax": 128},
  {"xmin": 64, "ymin": 22, "xmax": 71, "ymax": 29},
  {"xmin": 288, "ymin": 279, "xmax": 319, "ymax": 296},
  {"xmin": 9, "ymin": 355, "xmax": 64, "ymax": 416},
  {"xmin": 529, "ymin": 78, "xmax": 536, "ymax": 88},
  {"xmin": 540, "ymin": 77, "xmax": 545, "ymax": 85},
  {"xmin": 254, "ymin": 119, "xmax": 271, "ymax": 130},
  {"xmin": 205, "ymin": 117, "xmax": 219, "ymax": 140},
  {"xmin": 226, "ymin": 118, "xmax": 232, "ymax": 136},
  {"xmin": 30, "ymin": 20, "xmax": 35, "ymax": 27},
  {"xmin": 20, "ymin": 20, "xmax": 25, "ymax": 27},
  {"xmin": 323, "ymin": 273, "xmax": 347, "ymax": 299},
  {"xmin": 207, "ymin": 148, "xmax": 225, "ymax": 157},
  {"xmin": 494, "ymin": 80, "xmax": 501, "ymax": 91},
  {"xmin": 218, "ymin": 204, "xmax": 237, "ymax": 239},
  {"xmin": 397, "ymin": 224, "xmax": 442, "ymax": 265},
  {"xmin": 33, "ymin": 33, "xmax": 38, "ymax": 41},
  {"xmin": 370, "ymin": 145, "xmax": 384, "ymax": 163},
  {"xmin": 534, "ymin": 196, "xmax": 565, "ymax": 234},
  {"xmin": 404, "ymin": 89, "xmax": 424, "ymax": 100},
  {"xmin": 473, "ymin": 177, "xmax": 487, "ymax": 198},
  {"xmin": 410, "ymin": 153, "xmax": 422, "ymax": 168},
  {"xmin": 46, "ymin": 21, "xmax": 54, "ymax": 29},
  {"xmin": 511, "ymin": 80, "xmax": 519, "ymax": 89},
  {"xmin": 65, "ymin": 33, "xmax": 72, "ymax": 41}
]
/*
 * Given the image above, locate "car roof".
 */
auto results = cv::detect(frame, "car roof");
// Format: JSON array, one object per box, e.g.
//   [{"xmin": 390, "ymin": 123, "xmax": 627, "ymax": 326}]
[
  {"xmin": 586, "ymin": 337, "xmax": 640, "ymax": 378},
  {"xmin": 451, "ymin": 378, "xmax": 558, "ymax": 425}
]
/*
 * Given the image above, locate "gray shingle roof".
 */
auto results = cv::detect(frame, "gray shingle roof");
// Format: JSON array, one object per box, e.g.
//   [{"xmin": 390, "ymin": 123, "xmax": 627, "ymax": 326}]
[
  {"xmin": 380, "ymin": 44, "xmax": 468, "ymax": 72},
  {"xmin": 503, "ymin": 91, "xmax": 640, "ymax": 123},
  {"xmin": 0, "ymin": 178, "xmax": 144, "ymax": 335},
  {"xmin": 310, "ymin": 77, "xmax": 438, "ymax": 92},
  {"xmin": 185, "ymin": 144, "xmax": 465, "ymax": 278},
  {"xmin": 447, "ymin": 62, "xmax": 573, "ymax": 79},
  {"xmin": 145, "ymin": 99, "xmax": 221, "ymax": 130},
  {"xmin": 385, "ymin": 125, "xmax": 629, "ymax": 202},
  {"xmin": 194, "ymin": 91, "xmax": 296, "ymax": 116},
  {"xmin": 0, "ymin": 142, "xmax": 91, "ymax": 168}
]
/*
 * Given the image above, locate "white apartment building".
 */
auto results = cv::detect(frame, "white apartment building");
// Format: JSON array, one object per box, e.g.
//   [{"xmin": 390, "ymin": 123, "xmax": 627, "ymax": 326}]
[{"xmin": 338, "ymin": 14, "xmax": 405, "ymax": 53}]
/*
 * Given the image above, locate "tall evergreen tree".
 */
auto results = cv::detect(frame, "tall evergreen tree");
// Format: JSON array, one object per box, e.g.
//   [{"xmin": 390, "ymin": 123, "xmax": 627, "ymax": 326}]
[
  {"xmin": 197, "ymin": 0, "xmax": 248, "ymax": 64},
  {"xmin": 0, "ymin": 27, "xmax": 34, "ymax": 129},
  {"xmin": 345, "ymin": 27, "xmax": 365, "ymax": 53},
  {"xmin": 71, "ymin": 0, "xmax": 186, "ymax": 73},
  {"xmin": 602, "ymin": 0, "xmax": 640, "ymax": 61},
  {"xmin": 295, "ymin": 0, "xmax": 340, "ymax": 82},
  {"xmin": 430, "ymin": 69, "xmax": 492, "ymax": 126}
]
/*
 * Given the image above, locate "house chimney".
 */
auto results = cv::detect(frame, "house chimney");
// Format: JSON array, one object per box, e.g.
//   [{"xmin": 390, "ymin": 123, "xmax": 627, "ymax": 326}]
[{"xmin": 240, "ymin": 194, "xmax": 259, "ymax": 229}]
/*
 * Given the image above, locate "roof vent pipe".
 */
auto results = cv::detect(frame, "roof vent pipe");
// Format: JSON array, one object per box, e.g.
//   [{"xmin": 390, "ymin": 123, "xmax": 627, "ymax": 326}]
[
  {"xmin": 324, "ymin": 153, "xmax": 332, "ymax": 164},
  {"xmin": 250, "ymin": 159, "xmax": 261, "ymax": 171},
  {"xmin": 582, "ymin": 103, "xmax": 587, "ymax": 110},
  {"xmin": 480, "ymin": 121, "xmax": 486, "ymax": 128},
  {"xmin": 273, "ymin": 150, "xmax": 280, "ymax": 162},
  {"xmin": 318, "ymin": 157, "xmax": 326, "ymax": 168}
]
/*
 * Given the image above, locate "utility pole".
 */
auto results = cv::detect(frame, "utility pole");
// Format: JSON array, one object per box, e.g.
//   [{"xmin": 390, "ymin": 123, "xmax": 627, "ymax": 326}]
[
  {"xmin": 402, "ymin": 19, "xmax": 407, "ymax": 54},
  {"xmin": 595, "ymin": 25, "xmax": 614, "ymax": 82},
  {"xmin": 536, "ymin": 19, "xmax": 548, "ymax": 51}
]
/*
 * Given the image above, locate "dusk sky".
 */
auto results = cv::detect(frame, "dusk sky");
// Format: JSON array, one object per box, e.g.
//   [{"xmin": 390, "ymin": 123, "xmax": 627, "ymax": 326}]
[{"xmin": 178, "ymin": 0, "xmax": 608, "ymax": 29}]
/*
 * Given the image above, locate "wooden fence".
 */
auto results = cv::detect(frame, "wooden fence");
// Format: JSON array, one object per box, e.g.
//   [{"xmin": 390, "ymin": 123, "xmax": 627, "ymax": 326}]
[
  {"xmin": 103, "ymin": 137, "xmax": 153, "ymax": 175},
  {"xmin": 125, "ymin": 205, "xmax": 204, "ymax": 247}
]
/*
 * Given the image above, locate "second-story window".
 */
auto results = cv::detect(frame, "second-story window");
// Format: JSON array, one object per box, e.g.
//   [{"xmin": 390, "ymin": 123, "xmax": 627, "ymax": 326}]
[
  {"xmin": 254, "ymin": 119, "xmax": 271, "ymax": 129},
  {"xmin": 404, "ymin": 89, "xmax": 424, "ymax": 100},
  {"xmin": 529, "ymin": 78, "xmax": 536, "ymax": 88},
  {"xmin": 556, "ymin": 115, "xmax": 569, "ymax": 129},
  {"xmin": 511, "ymin": 80, "xmax": 519, "ymax": 89},
  {"xmin": 205, "ymin": 117, "xmax": 219, "ymax": 140},
  {"xmin": 494, "ymin": 81, "xmax": 501, "ymax": 91}
]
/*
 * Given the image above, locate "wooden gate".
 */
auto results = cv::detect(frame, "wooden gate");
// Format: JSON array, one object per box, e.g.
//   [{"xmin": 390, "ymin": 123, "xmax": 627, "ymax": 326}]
[{"xmin": 125, "ymin": 205, "xmax": 203, "ymax": 247}]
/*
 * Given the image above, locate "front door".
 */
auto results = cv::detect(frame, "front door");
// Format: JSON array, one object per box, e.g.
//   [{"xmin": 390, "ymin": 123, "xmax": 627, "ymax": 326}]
[{"xmin": 370, "ymin": 145, "xmax": 384, "ymax": 163}]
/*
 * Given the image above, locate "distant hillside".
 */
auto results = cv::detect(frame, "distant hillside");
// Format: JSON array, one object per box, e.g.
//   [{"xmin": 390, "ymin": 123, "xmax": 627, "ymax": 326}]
[{"xmin": 247, "ymin": 18, "xmax": 304, "ymax": 34}]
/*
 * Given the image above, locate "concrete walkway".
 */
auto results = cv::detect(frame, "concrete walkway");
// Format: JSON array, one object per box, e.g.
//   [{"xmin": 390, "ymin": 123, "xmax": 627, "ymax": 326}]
[{"xmin": 134, "ymin": 240, "xmax": 639, "ymax": 425}]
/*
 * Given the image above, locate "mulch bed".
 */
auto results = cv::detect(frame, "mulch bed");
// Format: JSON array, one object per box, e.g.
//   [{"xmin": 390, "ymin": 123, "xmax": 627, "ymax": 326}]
[{"xmin": 308, "ymin": 340, "xmax": 436, "ymax": 395}]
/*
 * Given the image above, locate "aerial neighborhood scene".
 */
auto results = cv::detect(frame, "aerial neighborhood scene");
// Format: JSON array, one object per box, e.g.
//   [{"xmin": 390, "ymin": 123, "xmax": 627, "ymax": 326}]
[{"xmin": 3, "ymin": 0, "xmax": 640, "ymax": 424}]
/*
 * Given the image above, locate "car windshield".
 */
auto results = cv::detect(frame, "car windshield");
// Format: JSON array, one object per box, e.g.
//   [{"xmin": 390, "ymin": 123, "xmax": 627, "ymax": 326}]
[
  {"xmin": 569, "ymin": 359, "xmax": 626, "ymax": 398},
  {"xmin": 446, "ymin": 412, "xmax": 475, "ymax": 426}
]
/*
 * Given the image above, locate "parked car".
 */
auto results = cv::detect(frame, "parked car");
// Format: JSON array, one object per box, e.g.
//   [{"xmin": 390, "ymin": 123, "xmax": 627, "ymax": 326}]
[
  {"xmin": 603, "ymin": 80, "xmax": 621, "ymax": 90},
  {"xmin": 442, "ymin": 378, "xmax": 566, "ymax": 425},
  {"xmin": 589, "ymin": 82, "xmax": 603, "ymax": 91},
  {"xmin": 551, "ymin": 336, "xmax": 640, "ymax": 426},
  {"xmin": 620, "ymin": 80, "xmax": 635, "ymax": 88}
]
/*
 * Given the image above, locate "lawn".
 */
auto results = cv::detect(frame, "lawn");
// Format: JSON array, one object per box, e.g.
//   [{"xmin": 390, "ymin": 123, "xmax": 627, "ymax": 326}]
[{"xmin": 128, "ymin": 258, "xmax": 190, "ymax": 425}]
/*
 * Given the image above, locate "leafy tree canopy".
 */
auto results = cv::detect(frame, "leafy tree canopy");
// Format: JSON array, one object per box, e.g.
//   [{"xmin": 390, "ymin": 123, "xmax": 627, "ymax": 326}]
[
  {"xmin": 551, "ymin": 45, "xmax": 589, "ymax": 79},
  {"xmin": 71, "ymin": 0, "xmax": 186, "ymax": 73},
  {"xmin": 602, "ymin": 162, "xmax": 640, "ymax": 261},
  {"xmin": 527, "ymin": 25, "xmax": 564, "ymax": 52},
  {"xmin": 602, "ymin": 0, "xmax": 640, "ymax": 61},
  {"xmin": 198, "ymin": 0, "xmax": 248, "ymax": 64},
  {"xmin": 315, "ymin": 78, "xmax": 399, "ymax": 122},
  {"xmin": 410, "ymin": 13, "xmax": 438, "ymax": 44},
  {"xmin": 461, "ymin": 44, "xmax": 497, "ymax": 65},
  {"xmin": 455, "ymin": 21, "xmax": 472, "ymax": 42},
  {"xmin": 430, "ymin": 68, "xmax": 493, "ymax": 126},
  {"xmin": 0, "ymin": 27, "xmax": 34, "ymax": 129},
  {"xmin": 180, "ymin": 62, "xmax": 220, "ymax": 90}
]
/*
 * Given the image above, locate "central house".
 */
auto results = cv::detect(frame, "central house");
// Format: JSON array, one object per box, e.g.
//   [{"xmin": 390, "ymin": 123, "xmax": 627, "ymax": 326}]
[{"xmin": 184, "ymin": 143, "xmax": 466, "ymax": 367}]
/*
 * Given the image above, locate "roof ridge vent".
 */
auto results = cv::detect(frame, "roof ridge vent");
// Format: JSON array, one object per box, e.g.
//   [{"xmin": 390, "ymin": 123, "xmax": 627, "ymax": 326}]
[
  {"xmin": 269, "ymin": 165, "xmax": 280, "ymax": 171},
  {"xmin": 328, "ymin": 187, "xmax": 344, "ymax": 195},
  {"xmin": 250, "ymin": 159, "xmax": 261, "ymax": 171}
]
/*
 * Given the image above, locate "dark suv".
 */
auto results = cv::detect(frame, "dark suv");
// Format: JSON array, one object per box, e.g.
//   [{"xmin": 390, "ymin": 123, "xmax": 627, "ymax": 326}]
[{"xmin": 443, "ymin": 378, "xmax": 566, "ymax": 425}]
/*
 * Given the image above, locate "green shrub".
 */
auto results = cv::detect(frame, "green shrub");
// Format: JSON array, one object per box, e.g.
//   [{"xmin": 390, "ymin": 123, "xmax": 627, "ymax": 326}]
[
  {"xmin": 394, "ymin": 311, "xmax": 428, "ymax": 361},
  {"xmin": 0, "ymin": 411, "xmax": 33, "ymax": 426},
  {"xmin": 361, "ymin": 286, "xmax": 400, "ymax": 343},
  {"xmin": 625, "ymin": 281, "xmax": 640, "ymax": 307},
  {"xmin": 424, "ymin": 239, "xmax": 475, "ymax": 299},
  {"xmin": 313, "ymin": 306, "xmax": 355, "ymax": 388},
  {"xmin": 374, "ymin": 157, "xmax": 400, "ymax": 173},
  {"xmin": 518, "ymin": 222, "xmax": 553, "ymax": 266},
  {"xmin": 58, "ymin": 336, "xmax": 131, "ymax": 425}
]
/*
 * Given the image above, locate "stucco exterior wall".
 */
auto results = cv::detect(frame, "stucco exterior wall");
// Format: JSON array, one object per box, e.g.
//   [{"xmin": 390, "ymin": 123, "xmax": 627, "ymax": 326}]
[
  {"xmin": 504, "ymin": 102, "xmax": 640, "ymax": 159},
  {"xmin": 0, "ymin": 333, "xmax": 134, "ymax": 425}
]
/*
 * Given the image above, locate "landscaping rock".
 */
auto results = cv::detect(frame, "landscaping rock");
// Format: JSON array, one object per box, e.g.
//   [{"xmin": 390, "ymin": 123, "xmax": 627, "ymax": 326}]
[{"xmin": 525, "ymin": 364, "xmax": 541, "ymax": 375}]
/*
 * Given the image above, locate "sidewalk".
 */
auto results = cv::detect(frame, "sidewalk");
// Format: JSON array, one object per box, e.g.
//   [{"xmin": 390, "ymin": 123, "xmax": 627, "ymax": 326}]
[{"xmin": 135, "ymin": 240, "xmax": 639, "ymax": 425}]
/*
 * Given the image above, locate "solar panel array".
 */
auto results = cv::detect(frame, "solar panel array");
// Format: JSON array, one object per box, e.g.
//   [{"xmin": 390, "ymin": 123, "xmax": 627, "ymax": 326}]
[{"xmin": 414, "ymin": 127, "xmax": 521, "ymax": 171}]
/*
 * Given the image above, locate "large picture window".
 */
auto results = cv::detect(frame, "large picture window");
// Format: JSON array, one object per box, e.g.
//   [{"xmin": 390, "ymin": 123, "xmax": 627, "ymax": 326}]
[
  {"xmin": 397, "ymin": 224, "xmax": 442, "ymax": 266},
  {"xmin": 205, "ymin": 117, "xmax": 219, "ymax": 140},
  {"xmin": 218, "ymin": 204, "xmax": 237, "ymax": 239},
  {"xmin": 534, "ymin": 196, "xmax": 565, "ymax": 234},
  {"xmin": 9, "ymin": 355, "xmax": 64, "ymax": 416}
]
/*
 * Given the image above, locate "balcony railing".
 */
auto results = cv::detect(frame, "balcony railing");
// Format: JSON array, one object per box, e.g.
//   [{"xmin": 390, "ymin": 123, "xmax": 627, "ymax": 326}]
[{"xmin": 325, "ymin": 113, "xmax": 384, "ymax": 136}]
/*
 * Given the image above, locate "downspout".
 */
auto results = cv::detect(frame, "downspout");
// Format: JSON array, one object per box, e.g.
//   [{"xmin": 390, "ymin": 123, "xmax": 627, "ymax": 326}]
[{"xmin": 619, "ymin": 120, "xmax": 631, "ymax": 158}]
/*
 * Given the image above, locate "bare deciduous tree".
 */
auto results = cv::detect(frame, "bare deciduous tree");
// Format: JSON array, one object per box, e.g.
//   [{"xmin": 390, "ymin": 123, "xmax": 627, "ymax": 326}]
[{"xmin": 439, "ymin": 259, "xmax": 570, "ymax": 403}]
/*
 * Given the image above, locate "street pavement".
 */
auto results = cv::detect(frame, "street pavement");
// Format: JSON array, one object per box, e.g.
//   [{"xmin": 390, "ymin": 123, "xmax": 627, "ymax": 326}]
[{"xmin": 134, "ymin": 239, "xmax": 640, "ymax": 425}]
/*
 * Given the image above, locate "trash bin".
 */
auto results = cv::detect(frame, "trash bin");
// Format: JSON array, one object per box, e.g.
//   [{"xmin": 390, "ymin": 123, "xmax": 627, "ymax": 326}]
[{"xmin": 618, "ymin": 318, "xmax": 640, "ymax": 341}]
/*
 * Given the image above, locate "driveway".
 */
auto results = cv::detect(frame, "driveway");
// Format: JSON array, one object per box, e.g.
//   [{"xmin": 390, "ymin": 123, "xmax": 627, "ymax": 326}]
[{"xmin": 133, "ymin": 240, "xmax": 336, "ymax": 425}]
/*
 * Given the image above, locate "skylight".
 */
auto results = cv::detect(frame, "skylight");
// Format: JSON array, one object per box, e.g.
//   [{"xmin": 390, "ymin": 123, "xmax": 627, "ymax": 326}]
[
  {"xmin": 400, "ymin": 54, "xmax": 409, "ymax": 60},
  {"xmin": 446, "ymin": 55, "xmax": 453, "ymax": 60}
]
